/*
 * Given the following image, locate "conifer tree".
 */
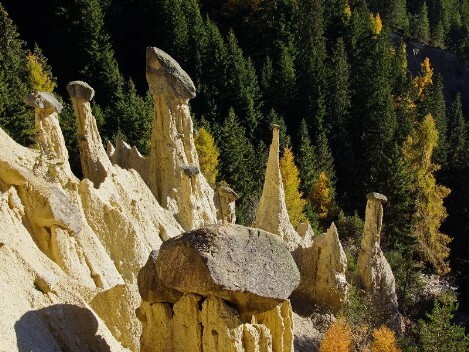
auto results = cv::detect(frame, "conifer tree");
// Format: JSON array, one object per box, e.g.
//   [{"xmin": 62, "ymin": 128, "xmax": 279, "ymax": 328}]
[
  {"xmin": 194, "ymin": 127, "xmax": 219, "ymax": 187},
  {"xmin": 412, "ymin": 2, "xmax": 431, "ymax": 43},
  {"xmin": 327, "ymin": 38, "xmax": 353, "ymax": 201},
  {"xmin": 296, "ymin": 119, "xmax": 318, "ymax": 195},
  {"xmin": 218, "ymin": 109, "xmax": 259, "ymax": 225},
  {"xmin": 447, "ymin": 94, "xmax": 467, "ymax": 170},
  {"xmin": 112, "ymin": 79, "xmax": 153, "ymax": 154},
  {"xmin": 280, "ymin": 146, "xmax": 307, "ymax": 227},
  {"xmin": 196, "ymin": 18, "xmax": 228, "ymax": 124},
  {"xmin": 0, "ymin": 3, "xmax": 34, "ymax": 145},
  {"xmin": 418, "ymin": 295, "xmax": 469, "ymax": 352},
  {"xmin": 295, "ymin": 0, "xmax": 327, "ymax": 130},
  {"xmin": 225, "ymin": 31, "xmax": 263, "ymax": 137},
  {"xmin": 403, "ymin": 114, "xmax": 451, "ymax": 274}
]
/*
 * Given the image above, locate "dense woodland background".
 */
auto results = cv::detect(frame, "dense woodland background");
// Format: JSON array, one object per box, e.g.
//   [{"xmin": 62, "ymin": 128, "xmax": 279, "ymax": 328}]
[{"xmin": 1, "ymin": 0, "xmax": 469, "ymax": 349}]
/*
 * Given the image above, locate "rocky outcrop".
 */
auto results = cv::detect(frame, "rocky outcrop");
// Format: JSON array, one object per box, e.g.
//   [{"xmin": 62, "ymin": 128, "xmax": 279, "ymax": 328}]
[
  {"xmin": 137, "ymin": 224, "xmax": 298, "ymax": 352},
  {"xmin": 0, "ymin": 85, "xmax": 187, "ymax": 350},
  {"xmin": 357, "ymin": 193, "xmax": 399, "ymax": 320},
  {"xmin": 138, "ymin": 295, "xmax": 294, "ymax": 352},
  {"xmin": 90, "ymin": 284, "xmax": 142, "ymax": 351},
  {"xmin": 65, "ymin": 83, "xmax": 183, "ymax": 283},
  {"xmin": 142, "ymin": 224, "xmax": 300, "ymax": 313},
  {"xmin": 255, "ymin": 125, "xmax": 301, "ymax": 250},
  {"xmin": 291, "ymin": 223, "xmax": 348, "ymax": 313},
  {"xmin": 0, "ymin": 187, "xmax": 127, "ymax": 351}
]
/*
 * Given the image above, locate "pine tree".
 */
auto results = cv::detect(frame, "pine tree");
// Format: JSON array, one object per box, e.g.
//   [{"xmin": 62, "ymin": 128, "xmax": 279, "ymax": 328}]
[
  {"xmin": 0, "ymin": 3, "xmax": 34, "ymax": 145},
  {"xmin": 387, "ymin": 0, "xmax": 410, "ymax": 34},
  {"xmin": 403, "ymin": 114, "xmax": 451, "ymax": 274},
  {"xmin": 295, "ymin": 0, "xmax": 327, "ymax": 130},
  {"xmin": 196, "ymin": 18, "xmax": 228, "ymax": 124},
  {"xmin": 218, "ymin": 109, "xmax": 259, "ymax": 225},
  {"xmin": 225, "ymin": 31, "xmax": 263, "ymax": 138},
  {"xmin": 315, "ymin": 128, "xmax": 335, "ymax": 184},
  {"xmin": 112, "ymin": 79, "xmax": 153, "ymax": 155},
  {"xmin": 194, "ymin": 127, "xmax": 219, "ymax": 187},
  {"xmin": 447, "ymin": 94, "xmax": 467, "ymax": 170},
  {"xmin": 296, "ymin": 119, "xmax": 318, "ymax": 195},
  {"xmin": 327, "ymin": 37, "xmax": 353, "ymax": 203},
  {"xmin": 349, "ymin": 22, "xmax": 398, "ymax": 211},
  {"xmin": 418, "ymin": 295, "xmax": 469, "ymax": 352},
  {"xmin": 412, "ymin": 2, "xmax": 431, "ymax": 43},
  {"xmin": 280, "ymin": 146, "xmax": 307, "ymax": 227}
]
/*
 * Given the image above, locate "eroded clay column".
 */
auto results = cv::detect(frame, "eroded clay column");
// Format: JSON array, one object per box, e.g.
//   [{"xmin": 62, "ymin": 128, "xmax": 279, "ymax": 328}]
[
  {"xmin": 254, "ymin": 125, "xmax": 299, "ymax": 248},
  {"xmin": 357, "ymin": 192, "xmax": 399, "ymax": 325},
  {"xmin": 25, "ymin": 91, "xmax": 67, "ymax": 162},
  {"xmin": 146, "ymin": 47, "xmax": 217, "ymax": 230},
  {"xmin": 67, "ymin": 81, "xmax": 111, "ymax": 187}
]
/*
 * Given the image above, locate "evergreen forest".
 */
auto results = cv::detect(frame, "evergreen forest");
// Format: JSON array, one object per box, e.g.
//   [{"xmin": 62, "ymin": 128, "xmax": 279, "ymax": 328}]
[{"xmin": 1, "ymin": 0, "xmax": 469, "ymax": 349}]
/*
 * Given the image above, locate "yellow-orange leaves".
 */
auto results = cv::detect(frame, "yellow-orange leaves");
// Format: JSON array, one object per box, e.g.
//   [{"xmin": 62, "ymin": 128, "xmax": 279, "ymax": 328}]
[{"xmin": 280, "ymin": 146, "xmax": 306, "ymax": 227}]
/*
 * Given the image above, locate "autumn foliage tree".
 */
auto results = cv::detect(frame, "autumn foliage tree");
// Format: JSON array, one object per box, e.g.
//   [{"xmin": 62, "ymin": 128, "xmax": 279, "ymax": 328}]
[
  {"xmin": 403, "ymin": 114, "xmax": 451, "ymax": 274},
  {"xmin": 369, "ymin": 326, "xmax": 401, "ymax": 352},
  {"xmin": 27, "ymin": 45, "xmax": 56, "ymax": 92},
  {"xmin": 194, "ymin": 126, "xmax": 219, "ymax": 187},
  {"xmin": 309, "ymin": 171, "xmax": 336, "ymax": 228},
  {"xmin": 280, "ymin": 146, "xmax": 306, "ymax": 228},
  {"xmin": 319, "ymin": 319, "xmax": 353, "ymax": 352}
]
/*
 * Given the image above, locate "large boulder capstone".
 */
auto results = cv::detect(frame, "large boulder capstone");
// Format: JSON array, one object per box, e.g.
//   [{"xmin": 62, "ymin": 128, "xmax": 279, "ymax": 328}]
[{"xmin": 144, "ymin": 224, "xmax": 300, "ymax": 313}]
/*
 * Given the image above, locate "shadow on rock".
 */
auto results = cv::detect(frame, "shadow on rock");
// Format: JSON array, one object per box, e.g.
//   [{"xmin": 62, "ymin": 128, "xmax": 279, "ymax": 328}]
[{"xmin": 15, "ymin": 304, "xmax": 111, "ymax": 352}]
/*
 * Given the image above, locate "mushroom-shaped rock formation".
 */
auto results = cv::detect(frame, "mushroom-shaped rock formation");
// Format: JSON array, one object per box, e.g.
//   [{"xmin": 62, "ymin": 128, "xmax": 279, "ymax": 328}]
[
  {"xmin": 357, "ymin": 192, "xmax": 399, "ymax": 323},
  {"xmin": 67, "ymin": 80, "xmax": 111, "ymax": 188},
  {"xmin": 255, "ymin": 125, "xmax": 302, "ymax": 250},
  {"xmin": 146, "ymin": 47, "xmax": 196, "ymax": 100},
  {"xmin": 137, "ymin": 224, "xmax": 297, "ymax": 352},
  {"xmin": 144, "ymin": 47, "xmax": 217, "ymax": 230},
  {"xmin": 25, "ymin": 91, "xmax": 73, "ymax": 183},
  {"xmin": 291, "ymin": 223, "xmax": 348, "ymax": 313},
  {"xmin": 143, "ymin": 224, "xmax": 300, "ymax": 313},
  {"xmin": 215, "ymin": 184, "xmax": 239, "ymax": 224}
]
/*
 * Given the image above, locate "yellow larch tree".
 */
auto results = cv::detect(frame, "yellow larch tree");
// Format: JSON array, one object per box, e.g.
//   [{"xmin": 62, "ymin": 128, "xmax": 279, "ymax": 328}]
[
  {"xmin": 370, "ymin": 13, "xmax": 383, "ymax": 35},
  {"xmin": 403, "ymin": 114, "xmax": 451, "ymax": 274},
  {"xmin": 309, "ymin": 171, "xmax": 335, "ymax": 223},
  {"xmin": 319, "ymin": 319, "xmax": 353, "ymax": 352},
  {"xmin": 27, "ymin": 46, "xmax": 56, "ymax": 92},
  {"xmin": 194, "ymin": 127, "xmax": 219, "ymax": 187},
  {"xmin": 369, "ymin": 326, "xmax": 401, "ymax": 352},
  {"xmin": 413, "ymin": 57, "xmax": 433, "ymax": 98},
  {"xmin": 280, "ymin": 146, "xmax": 306, "ymax": 228}
]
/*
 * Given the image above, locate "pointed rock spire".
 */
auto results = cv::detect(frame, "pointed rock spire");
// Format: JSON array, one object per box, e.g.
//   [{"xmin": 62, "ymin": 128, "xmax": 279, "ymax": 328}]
[
  {"xmin": 291, "ymin": 223, "xmax": 348, "ymax": 313},
  {"xmin": 255, "ymin": 125, "xmax": 300, "ymax": 249}
]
